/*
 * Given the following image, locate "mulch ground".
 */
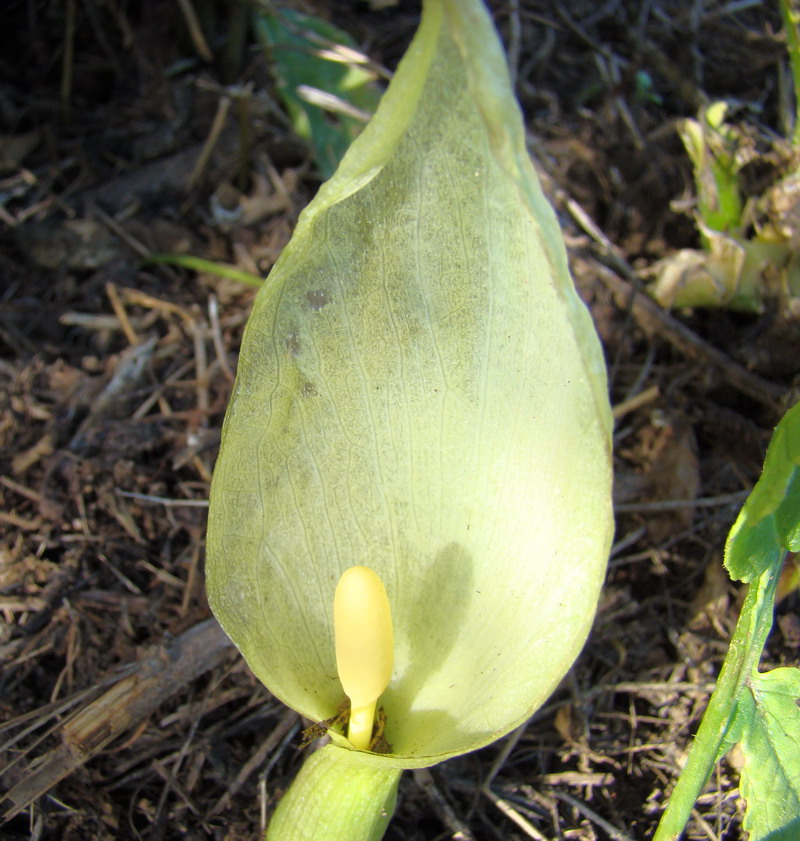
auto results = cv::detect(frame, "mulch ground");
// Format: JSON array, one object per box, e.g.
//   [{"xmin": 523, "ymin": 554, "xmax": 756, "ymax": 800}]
[{"xmin": 1, "ymin": 1, "xmax": 798, "ymax": 839}]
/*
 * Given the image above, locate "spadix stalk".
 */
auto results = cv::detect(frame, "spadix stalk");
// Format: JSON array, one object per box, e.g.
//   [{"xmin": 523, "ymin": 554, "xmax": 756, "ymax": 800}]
[{"xmin": 334, "ymin": 567, "xmax": 394, "ymax": 750}]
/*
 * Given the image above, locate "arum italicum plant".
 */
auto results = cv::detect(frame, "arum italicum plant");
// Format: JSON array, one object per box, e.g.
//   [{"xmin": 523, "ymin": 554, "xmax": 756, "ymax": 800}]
[{"xmin": 206, "ymin": 0, "xmax": 614, "ymax": 837}]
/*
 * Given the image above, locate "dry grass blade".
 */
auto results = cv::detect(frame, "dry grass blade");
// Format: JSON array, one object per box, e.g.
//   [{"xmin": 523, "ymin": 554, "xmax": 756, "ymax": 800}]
[
  {"xmin": 206, "ymin": 709, "xmax": 298, "ymax": 819},
  {"xmin": 481, "ymin": 787, "xmax": 549, "ymax": 841},
  {"xmin": 551, "ymin": 789, "xmax": 634, "ymax": 841},
  {"xmin": 1, "ymin": 619, "xmax": 234, "ymax": 822}
]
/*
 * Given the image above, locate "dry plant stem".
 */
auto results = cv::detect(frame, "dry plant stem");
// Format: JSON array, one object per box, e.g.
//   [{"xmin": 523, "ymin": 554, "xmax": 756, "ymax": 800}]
[
  {"xmin": 481, "ymin": 787, "xmax": 548, "ymax": 841},
  {"xmin": 594, "ymin": 262, "xmax": 786, "ymax": 412},
  {"xmin": 483, "ymin": 722, "xmax": 527, "ymax": 788},
  {"xmin": 105, "ymin": 281, "xmax": 140, "ymax": 346},
  {"xmin": 68, "ymin": 338, "xmax": 156, "ymax": 451},
  {"xmin": 221, "ymin": 0, "xmax": 249, "ymax": 84},
  {"xmin": 413, "ymin": 768, "xmax": 475, "ymax": 840},
  {"xmin": 611, "ymin": 384, "xmax": 660, "ymax": 420},
  {"xmin": 91, "ymin": 204, "xmax": 181, "ymax": 283},
  {"xmin": 207, "ymin": 709, "xmax": 299, "ymax": 818},
  {"xmin": 1, "ymin": 618, "xmax": 235, "ymax": 821},
  {"xmin": 174, "ymin": 0, "xmax": 213, "ymax": 61},
  {"xmin": 188, "ymin": 95, "xmax": 231, "ymax": 190},
  {"xmin": 61, "ymin": 0, "xmax": 76, "ymax": 122},
  {"xmin": 236, "ymin": 87, "xmax": 253, "ymax": 192},
  {"xmin": 563, "ymin": 196, "xmax": 786, "ymax": 411},
  {"xmin": 551, "ymin": 790, "xmax": 633, "ymax": 841},
  {"xmin": 209, "ymin": 294, "xmax": 235, "ymax": 381}
]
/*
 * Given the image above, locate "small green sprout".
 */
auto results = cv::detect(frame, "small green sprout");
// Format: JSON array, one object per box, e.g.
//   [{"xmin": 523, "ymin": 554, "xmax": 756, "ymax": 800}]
[
  {"xmin": 634, "ymin": 70, "xmax": 663, "ymax": 106},
  {"xmin": 334, "ymin": 567, "xmax": 393, "ymax": 751},
  {"xmin": 648, "ymin": 0, "xmax": 800, "ymax": 313}
]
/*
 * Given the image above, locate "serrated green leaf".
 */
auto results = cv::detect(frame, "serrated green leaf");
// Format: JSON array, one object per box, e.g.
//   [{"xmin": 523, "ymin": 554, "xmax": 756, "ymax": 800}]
[
  {"xmin": 738, "ymin": 667, "xmax": 800, "ymax": 841},
  {"xmin": 254, "ymin": 7, "xmax": 383, "ymax": 178},
  {"xmin": 725, "ymin": 401, "xmax": 800, "ymax": 581}
]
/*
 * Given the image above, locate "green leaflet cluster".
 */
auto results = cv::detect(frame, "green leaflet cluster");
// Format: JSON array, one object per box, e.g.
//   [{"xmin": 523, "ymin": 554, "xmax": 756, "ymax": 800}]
[{"xmin": 655, "ymin": 400, "xmax": 800, "ymax": 841}]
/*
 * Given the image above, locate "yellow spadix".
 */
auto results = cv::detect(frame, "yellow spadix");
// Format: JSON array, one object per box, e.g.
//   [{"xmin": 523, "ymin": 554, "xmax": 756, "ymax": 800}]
[{"xmin": 334, "ymin": 566, "xmax": 394, "ymax": 750}]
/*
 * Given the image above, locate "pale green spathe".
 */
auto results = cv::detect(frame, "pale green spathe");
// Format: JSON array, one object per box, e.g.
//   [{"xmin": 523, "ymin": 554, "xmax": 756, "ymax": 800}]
[{"xmin": 207, "ymin": 0, "xmax": 613, "ymax": 770}]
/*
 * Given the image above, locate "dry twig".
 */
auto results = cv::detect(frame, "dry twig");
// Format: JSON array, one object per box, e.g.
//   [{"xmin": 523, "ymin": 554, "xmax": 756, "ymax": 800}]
[{"xmin": 1, "ymin": 619, "xmax": 235, "ymax": 821}]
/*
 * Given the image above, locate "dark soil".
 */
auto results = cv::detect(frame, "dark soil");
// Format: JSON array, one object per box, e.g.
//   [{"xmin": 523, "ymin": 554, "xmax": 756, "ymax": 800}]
[{"xmin": 1, "ymin": 1, "xmax": 798, "ymax": 840}]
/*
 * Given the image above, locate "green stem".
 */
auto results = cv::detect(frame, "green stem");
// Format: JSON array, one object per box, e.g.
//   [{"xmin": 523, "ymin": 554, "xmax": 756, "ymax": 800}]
[
  {"xmin": 653, "ymin": 566, "xmax": 781, "ymax": 841},
  {"xmin": 779, "ymin": 0, "xmax": 800, "ymax": 149},
  {"xmin": 267, "ymin": 743, "xmax": 402, "ymax": 841},
  {"xmin": 145, "ymin": 253, "xmax": 263, "ymax": 287}
]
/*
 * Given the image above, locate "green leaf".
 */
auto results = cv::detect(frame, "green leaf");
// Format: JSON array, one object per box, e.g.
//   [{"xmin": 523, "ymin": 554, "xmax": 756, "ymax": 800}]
[
  {"xmin": 655, "ymin": 402, "xmax": 800, "ymax": 841},
  {"xmin": 254, "ymin": 7, "xmax": 383, "ymax": 178},
  {"xmin": 726, "ymin": 400, "xmax": 800, "ymax": 581},
  {"xmin": 738, "ymin": 667, "xmax": 800, "ymax": 841},
  {"xmin": 207, "ymin": 0, "xmax": 613, "ymax": 771},
  {"xmin": 776, "ymin": 469, "xmax": 800, "ymax": 551},
  {"xmin": 653, "ymin": 567, "xmax": 782, "ymax": 841},
  {"xmin": 677, "ymin": 103, "xmax": 745, "ymax": 237},
  {"xmin": 725, "ymin": 515, "xmax": 783, "ymax": 584}
]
